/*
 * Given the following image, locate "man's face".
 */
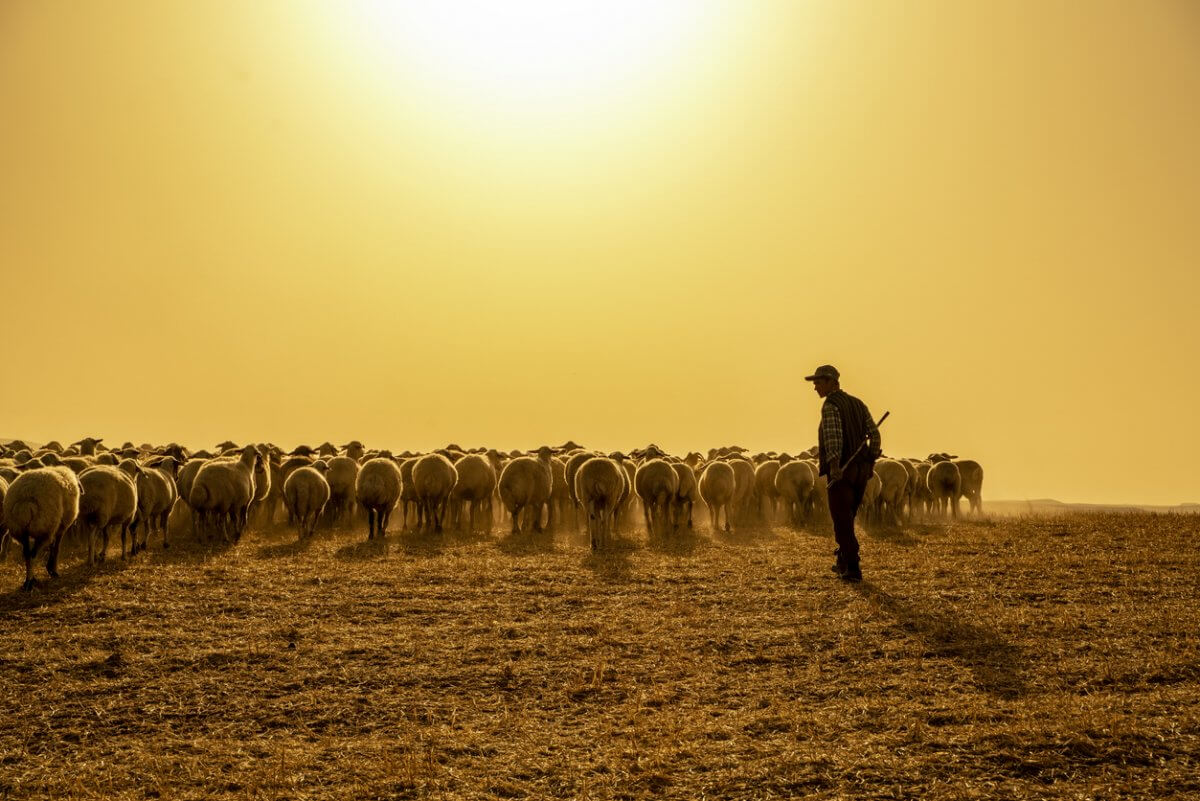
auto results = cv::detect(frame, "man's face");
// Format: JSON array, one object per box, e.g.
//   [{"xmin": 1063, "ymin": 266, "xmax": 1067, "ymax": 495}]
[{"xmin": 811, "ymin": 376, "xmax": 835, "ymax": 398}]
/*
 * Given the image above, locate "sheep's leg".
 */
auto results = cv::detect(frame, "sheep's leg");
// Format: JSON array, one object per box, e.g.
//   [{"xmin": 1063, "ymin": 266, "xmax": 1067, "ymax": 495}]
[
  {"xmin": 45, "ymin": 529, "xmax": 64, "ymax": 580},
  {"xmin": 21, "ymin": 539, "xmax": 38, "ymax": 591},
  {"xmin": 84, "ymin": 522, "xmax": 95, "ymax": 566}
]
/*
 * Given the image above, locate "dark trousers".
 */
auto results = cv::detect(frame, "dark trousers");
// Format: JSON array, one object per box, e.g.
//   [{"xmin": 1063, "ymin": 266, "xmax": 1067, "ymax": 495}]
[{"xmin": 827, "ymin": 461, "xmax": 872, "ymax": 562}]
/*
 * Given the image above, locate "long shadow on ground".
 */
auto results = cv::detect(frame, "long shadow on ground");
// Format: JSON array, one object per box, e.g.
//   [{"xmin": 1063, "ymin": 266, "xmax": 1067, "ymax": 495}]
[{"xmin": 853, "ymin": 581, "xmax": 1029, "ymax": 699}]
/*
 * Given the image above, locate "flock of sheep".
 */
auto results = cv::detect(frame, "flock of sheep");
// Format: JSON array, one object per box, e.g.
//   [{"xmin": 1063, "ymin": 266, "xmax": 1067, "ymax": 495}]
[{"xmin": 0, "ymin": 437, "xmax": 983, "ymax": 592}]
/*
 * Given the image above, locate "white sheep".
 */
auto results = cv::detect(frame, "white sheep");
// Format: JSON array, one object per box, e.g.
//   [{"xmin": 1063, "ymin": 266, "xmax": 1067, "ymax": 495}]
[
  {"xmin": 413, "ymin": 453, "xmax": 458, "ymax": 533},
  {"xmin": 284, "ymin": 461, "xmax": 331, "ymax": 540},
  {"xmin": 356, "ymin": 456, "xmax": 403, "ymax": 540},
  {"xmin": 449, "ymin": 453, "xmax": 497, "ymax": 534},
  {"xmin": 774, "ymin": 460, "xmax": 816, "ymax": 529},
  {"xmin": 872, "ymin": 459, "xmax": 910, "ymax": 526},
  {"xmin": 953, "ymin": 459, "xmax": 985, "ymax": 515},
  {"xmin": 498, "ymin": 446, "xmax": 554, "ymax": 534},
  {"xmin": 753, "ymin": 460, "xmax": 782, "ymax": 524},
  {"xmin": 634, "ymin": 458, "xmax": 679, "ymax": 538},
  {"xmin": 574, "ymin": 457, "xmax": 625, "ymax": 551},
  {"xmin": 3, "ymin": 466, "xmax": 82, "ymax": 590},
  {"xmin": 926, "ymin": 460, "xmax": 961, "ymax": 518},
  {"xmin": 699, "ymin": 461, "xmax": 736, "ymax": 533},
  {"xmin": 670, "ymin": 462, "xmax": 701, "ymax": 532},
  {"xmin": 324, "ymin": 455, "xmax": 360, "ymax": 527},
  {"xmin": 189, "ymin": 445, "xmax": 259, "ymax": 542},
  {"xmin": 77, "ymin": 465, "xmax": 139, "ymax": 563}
]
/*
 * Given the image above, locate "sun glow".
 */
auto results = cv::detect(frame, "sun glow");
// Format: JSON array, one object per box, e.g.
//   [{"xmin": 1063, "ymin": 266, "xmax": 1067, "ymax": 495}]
[{"xmin": 341, "ymin": 0, "xmax": 726, "ymax": 120}]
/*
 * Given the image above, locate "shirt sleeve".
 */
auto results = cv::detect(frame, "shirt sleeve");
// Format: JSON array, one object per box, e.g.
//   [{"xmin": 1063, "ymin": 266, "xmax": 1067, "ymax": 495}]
[{"xmin": 820, "ymin": 400, "xmax": 843, "ymax": 466}]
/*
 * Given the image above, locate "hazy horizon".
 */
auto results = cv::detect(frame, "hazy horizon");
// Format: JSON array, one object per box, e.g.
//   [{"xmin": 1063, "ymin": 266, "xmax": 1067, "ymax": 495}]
[{"xmin": 3, "ymin": 1, "xmax": 1198, "ymax": 505}]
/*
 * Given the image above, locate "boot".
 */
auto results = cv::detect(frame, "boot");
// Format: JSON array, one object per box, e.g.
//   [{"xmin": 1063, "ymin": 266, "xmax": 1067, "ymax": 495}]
[{"xmin": 841, "ymin": 553, "xmax": 862, "ymax": 582}]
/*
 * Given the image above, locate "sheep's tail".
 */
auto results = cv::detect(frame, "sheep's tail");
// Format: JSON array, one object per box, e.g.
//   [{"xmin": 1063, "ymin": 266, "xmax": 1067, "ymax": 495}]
[
  {"xmin": 7, "ymin": 496, "xmax": 41, "ymax": 531},
  {"xmin": 190, "ymin": 484, "xmax": 210, "ymax": 509}
]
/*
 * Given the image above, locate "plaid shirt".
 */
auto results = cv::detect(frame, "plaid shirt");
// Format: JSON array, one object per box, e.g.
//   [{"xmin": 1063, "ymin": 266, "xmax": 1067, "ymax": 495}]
[{"xmin": 819, "ymin": 390, "xmax": 881, "ymax": 469}]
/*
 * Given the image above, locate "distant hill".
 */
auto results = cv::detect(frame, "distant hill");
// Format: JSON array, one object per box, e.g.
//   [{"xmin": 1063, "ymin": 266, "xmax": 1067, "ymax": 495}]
[{"xmin": 988, "ymin": 499, "xmax": 1200, "ymax": 516}]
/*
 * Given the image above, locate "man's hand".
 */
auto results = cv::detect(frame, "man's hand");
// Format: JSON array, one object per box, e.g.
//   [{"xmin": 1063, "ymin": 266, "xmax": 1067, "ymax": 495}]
[{"xmin": 828, "ymin": 463, "xmax": 843, "ymax": 482}]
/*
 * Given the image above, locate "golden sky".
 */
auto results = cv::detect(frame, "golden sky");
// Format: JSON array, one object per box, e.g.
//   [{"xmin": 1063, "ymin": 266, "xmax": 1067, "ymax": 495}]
[{"xmin": 2, "ymin": 1, "xmax": 1198, "ymax": 504}]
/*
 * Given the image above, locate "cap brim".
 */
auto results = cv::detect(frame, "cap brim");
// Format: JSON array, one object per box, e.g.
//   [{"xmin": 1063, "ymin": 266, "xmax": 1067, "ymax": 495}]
[{"xmin": 804, "ymin": 375, "xmax": 819, "ymax": 381}]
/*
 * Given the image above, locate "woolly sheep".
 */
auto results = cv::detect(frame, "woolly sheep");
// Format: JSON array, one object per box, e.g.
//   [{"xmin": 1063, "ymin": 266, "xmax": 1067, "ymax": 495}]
[
  {"xmin": 634, "ymin": 458, "xmax": 679, "ymax": 538},
  {"xmin": 356, "ymin": 456, "xmax": 403, "ymax": 540},
  {"xmin": 189, "ymin": 445, "xmax": 259, "ymax": 542},
  {"xmin": 77, "ymin": 465, "xmax": 138, "ymax": 563},
  {"xmin": 399, "ymin": 457, "xmax": 420, "ymax": 531},
  {"xmin": 284, "ymin": 461, "xmax": 331, "ymax": 540},
  {"xmin": 953, "ymin": 459, "xmax": 984, "ymax": 515},
  {"xmin": 498, "ymin": 446, "xmax": 554, "ymax": 535},
  {"xmin": 449, "ymin": 453, "xmax": 497, "ymax": 534},
  {"xmin": 926, "ymin": 460, "xmax": 961, "ymax": 518},
  {"xmin": 3, "ymin": 466, "xmax": 81, "ymax": 590},
  {"xmin": 726, "ymin": 457, "xmax": 756, "ymax": 526},
  {"xmin": 324, "ymin": 455, "xmax": 360, "ymax": 527},
  {"xmin": 128, "ymin": 458, "xmax": 179, "ymax": 553},
  {"xmin": 753, "ymin": 460, "xmax": 782, "ymax": 524},
  {"xmin": 774, "ymin": 460, "xmax": 816, "ymax": 529},
  {"xmin": 699, "ymin": 461, "xmax": 736, "ymax": 533},
  {"xmin": 670, "ymin": 462, "xmax": 701, "ymax": 532},
  {"xmin": 872, "ymin": 459, "xmax": 909, "ymax": 526},
  {"xmin": 574, "ymin": 457, "xmax": 625, "ymax": 551},
  {"xmin": 563, "ymin": 449, "xmax": 599, "ymax": 532},
  {"xmin": 860, "ymin": 473, "xmax": 882, "ymax": 523},
  {"xmin": 413, "ymin": 453, "xmax": 458, "ymax": 533}
]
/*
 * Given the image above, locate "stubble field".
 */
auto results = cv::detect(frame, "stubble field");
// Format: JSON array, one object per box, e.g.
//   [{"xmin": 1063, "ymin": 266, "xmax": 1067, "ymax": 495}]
[{"xmin": 1, "ymin": 511, "xmax": 1198, "ymax": 800}]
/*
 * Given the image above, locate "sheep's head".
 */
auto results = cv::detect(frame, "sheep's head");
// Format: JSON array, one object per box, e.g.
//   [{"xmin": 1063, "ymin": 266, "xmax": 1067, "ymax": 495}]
[
  {"xmin": 117, "ymin": 458, "xmax": 143, "ymax": 477},
  {"xmin": 312, "ymin": 459, "xmax": 330, "ymax": 473},
  {"xmin": 535, "ymin": 446, "xmax": 554, "ymax": 461}
]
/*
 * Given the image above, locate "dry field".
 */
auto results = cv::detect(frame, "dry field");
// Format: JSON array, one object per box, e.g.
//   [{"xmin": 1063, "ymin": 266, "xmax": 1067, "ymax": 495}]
[{"xmin": 2, "ymin": 512, "xmax": 1198, "ymax": 800}]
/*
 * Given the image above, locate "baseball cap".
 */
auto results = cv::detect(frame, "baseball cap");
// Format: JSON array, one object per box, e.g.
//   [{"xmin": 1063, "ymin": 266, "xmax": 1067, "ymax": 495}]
[{"xmin": 804, "ymin": 364, "xmax": 840, "ymax": 381}]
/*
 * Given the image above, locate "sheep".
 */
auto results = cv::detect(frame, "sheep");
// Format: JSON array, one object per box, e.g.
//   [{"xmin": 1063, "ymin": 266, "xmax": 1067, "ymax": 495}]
[
  {"xmin": 753, "ymin": 460, "xmax": 782, "ymax": 524},
  {"xmin": 189, "ymin": 445, "xmax": 259, "ymax": 542},
  {"xmin": 498, "ymin": 446, "xmax": 554, "ymax": 534},
  {"xmin": 71, "ymin": 437, "xmax": 104, "ymax": 456},
  {"xmin": 3, "ymin": 466, "xmax": 82, "ymax": 590},
  {"xmin": 898, "ymin": 459, "xmax": 920, "ymax": 521},
  {"xmin": 128, "ymin": 458, "xmax": 179, "ymax": 553},
  {"xmin": 634, "ymin": 458, "xmax": 679, "ymax": 538},
  {"xmin": 912, "ymin": 461, "xmax": 934, "ymax": 518},
  {"xmin": 726, "ymin": 457, "xmax": 756, "ymax": 525},
  {"xmin": 774, "ymin": 460, "xmax": 816, "ymax": 528},
  {"xmin": 860, "ymin": 473, "xmax": 882, "ymax": 523},
  {"xmin": 284, "ymin": 461, "xmax": 331, "ymax": 540},
  {"xmin": 670, "ymin": 462, "xmax": 701, "ymax": 531},
  {"xmin": 76, "ymin": 465, "xmax": 139, "ymax": 563},
  {"xmin": 449, "ymin": 453, "xmax": 497, "ymax": 534},
  {"xmin": 872, "ymin": 459, "xmax": 910, "ymax": 526},
  {"xmin": 412, "ymin": 453, "xmax": 458, "ymax": 533},
  {"xmin": 341, "ymin": 441, "xmax": 365, "ymax": 461},
  {"xmin": 324, "ymin": 455, "xmax": 360, "ymax": 527},
  {"xmin": 564, "ymin": 449, "xmax": 599, "ymax": 532},
  {"xmin": 356, "ymin": 456, "xmax": 403, "ymax": 540},
  {"xmin": 926, "ymin": 460, "xmax": 962, "ymax": 518},
  {"xmin": 246, "ymin": 448, "xmax": 272, "ymax": 525},
  {"xmin": 399, "ymin": 457, "xmax": 420, "ymax": 530},
  {"xmin": 699, "ymin": 461, "xmax": 736, "ymax": 533},
  {"xmin": 548, "ymin": 456, "xmax": 571, "ymax": 531},
  {"xmin": 574, "ymin": 457, "xmax": 625, "ymax": 551},
  {"xmin": 953, "ymin": 459, "xmax": 985, "ymax": 515}
]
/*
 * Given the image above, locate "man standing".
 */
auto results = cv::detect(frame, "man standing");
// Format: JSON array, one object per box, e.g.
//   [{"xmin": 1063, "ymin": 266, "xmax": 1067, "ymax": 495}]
[{"xmin": 805, "ymin": 364, "xmax": 882, "ymax": 582}]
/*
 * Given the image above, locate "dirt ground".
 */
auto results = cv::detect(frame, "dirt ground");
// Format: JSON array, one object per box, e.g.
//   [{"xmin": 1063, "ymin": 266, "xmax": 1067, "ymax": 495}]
[{"xmin": 2, "ymin": 511, "xmax": 1198, "ymax": 799}]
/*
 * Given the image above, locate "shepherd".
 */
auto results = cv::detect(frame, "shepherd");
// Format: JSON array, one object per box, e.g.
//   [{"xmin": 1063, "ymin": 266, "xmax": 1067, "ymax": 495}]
[{"xmin": 806, "ymin": 364, "xmax": 883, "ymax": 582}]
